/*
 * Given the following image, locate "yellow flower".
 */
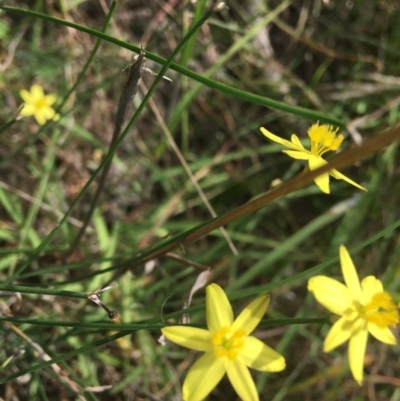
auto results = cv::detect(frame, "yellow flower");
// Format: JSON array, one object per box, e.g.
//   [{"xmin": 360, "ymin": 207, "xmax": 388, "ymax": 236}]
[
  {"xmin": 19, "ymin": 84, "xmax": 59, "ymax": 125},
  {"xmin": 260, "ymin": 123, "xmax": 367, "ymax": 194},
  {"xmin": 162, "ymin": 284, "xmax": 285, "ymax": 401},
  {"xmin": 308, "ymin": 245, "xmax": 399, "ymax": 385}
]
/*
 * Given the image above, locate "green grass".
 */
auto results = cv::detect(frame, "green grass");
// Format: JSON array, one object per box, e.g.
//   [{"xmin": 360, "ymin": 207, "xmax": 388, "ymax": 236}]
[{"xmin": 1, "ymin": 0, "xmax": 400, "ymax": 400}]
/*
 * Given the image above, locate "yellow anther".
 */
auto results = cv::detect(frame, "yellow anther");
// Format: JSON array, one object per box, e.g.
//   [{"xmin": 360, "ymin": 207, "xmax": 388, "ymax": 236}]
[
  {"xmin": 308, "ymin": 123, "xmax": 344, "ymax": 156},
  {"xmin": 212, "ymin": 327, "xmax": 245, "ymax": 360},
  {"xmin": 359, "ymin": 292, "xmax": 399, "ymax": 327}
]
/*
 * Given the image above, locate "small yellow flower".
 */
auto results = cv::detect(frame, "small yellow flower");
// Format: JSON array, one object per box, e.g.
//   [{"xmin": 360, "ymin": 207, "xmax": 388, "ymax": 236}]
[
  {"xmin": 260, "ymin": 123, "xmax": 367, "ymax": 194},
  {"xmin": 308, "ymin": 245, "xmax": 399, "ymax": 385},
  {"xmin": 162, "ymin": 284, "xmax": 285, "ymax": 401},
  {"xmin": 19, "ymin": 84, "xmax": 59, "ymax": 125}
]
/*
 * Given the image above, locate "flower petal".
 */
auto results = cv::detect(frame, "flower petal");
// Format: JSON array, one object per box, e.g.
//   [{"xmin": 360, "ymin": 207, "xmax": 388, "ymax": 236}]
[
  {"xmin": 260, "ymin": 128, "xmax": 304, "ymax": 151},
  {"xmin": 330, "ymin": 169, "xmax": 367, "ymax": 191},
  {"xmin": 34, "ymin": 112, "xmax": 47, "ymax": 125},
  {"xmin": 290, "ymin": 134, "xmax": 304, "ymax": 148},
  {"xmin": 41, "ymin": 107, "xmax": 56, "ymax": 120},
  {"xmin": 31, "ymin": 84, "xmax": 44, "ymax": 99},
  {"xmin": 44, "ymin": 94, "xmax": 57, "ymax": 106},
  {"xmin": 308, "ymin": 155, "xmax": 327, "ymax": 169},
  {"xmin": 161, "ymin": 326, "xmax": 212, "ymax": 352},
  {"xmin": 206, "ymin": 284, "xmax": 234, "ymax": 332},
  {"xmin": 19, "ymin": 89, "xmax": 34, "ymax": 103},
  {"xmin": 339, "ymin": 245, "xmax": 361, "ymax": 296},
  {"xmin": 283, "ymin": 150, "xmax": 311, "ymax": 160},
  {"xmin": 19, "ymin": 104, "xmax": 36, "ymax": 117},
  {"xmin": 238, "ymin": 336, "xmax": 285, "ymax": 372},
  {"xmin": 183, "ymin": 353, "xmax": 226, "ymax": 401},
  {"xmin": 368, "ymin": 322, "xmax": 396, "ymax": 344},
  {"xmin": 313, "ymin": 175, "xmax": 330, "ymax": 194},
  {"xmin": 226, "ymin": 360, "xmax": 259, "ymax": 401},
  {"xmin": 35, "ymin": 109, "xmax": 55, "ymax": 125},
  {"xmin": 308, "ymin": 156, "xmax": 330, "ymax": 193},
  {"xmin": 360, "ymin": 276, "xmax": 383, "ymax": 304},
  {"xmin": 308, "ymin": 276, "xmax": 352, "ymax": 315},
  {"xmin": 231, "ymin": 295, "xmax": 269, "ymax": 335},
  {"xmin": 323, "ymin": 315, "xmax": 353, "ymax": 352},
  {"xmin": 348, "ymin": 322, "xmax": 368, "ymax": 385}
]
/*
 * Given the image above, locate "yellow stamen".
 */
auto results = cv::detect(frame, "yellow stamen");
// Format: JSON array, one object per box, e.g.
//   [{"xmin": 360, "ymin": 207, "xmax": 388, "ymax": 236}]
[
  {"xmin": 359, "ymin": 292, "xmax": 399, "ymax": 327},
  {"xmin": 212, "ymin": 327, "xmax": 245, "ymax": 360},
  {"xmin": 308, "ymin": 123, "xmax": 344, "ymax": 157}
]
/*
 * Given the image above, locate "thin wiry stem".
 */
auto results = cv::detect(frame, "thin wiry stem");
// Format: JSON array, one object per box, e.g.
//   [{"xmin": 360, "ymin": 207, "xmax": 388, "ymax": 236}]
[{"xmin": 67, "ymin": 49, "xmax": 146, "ymax": 258}]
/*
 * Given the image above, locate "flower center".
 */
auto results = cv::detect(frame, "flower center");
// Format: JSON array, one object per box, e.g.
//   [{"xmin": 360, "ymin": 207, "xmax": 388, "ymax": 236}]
[
  {"xmin": 359, "ymin": 292, "xmax": 399, "ymax": 327},
  {"xmin": 308, "ymin": 123, "xmax": 344, "ymax": 157},
  {"xmin": 35, "ymin": 98, "xmax": 48, "ymax": 109},
  {"xmin": 212, "ymin": 327, "xmax": 245, "ymax": 360}
]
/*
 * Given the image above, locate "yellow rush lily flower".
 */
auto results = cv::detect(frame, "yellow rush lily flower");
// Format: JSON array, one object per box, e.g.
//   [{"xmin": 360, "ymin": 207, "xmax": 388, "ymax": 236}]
[
  {"xmin": 260, "ymin": 123, "xmax": 367, "ymax": 194},
  {"xmin": 19, "ymin": 84, "xmax": 59, "ymax": 125},
  {"xmin": 308, "ymin": 245, "xmax": 399, "ymax": 385},
  {"xmin": 162, "ymin": 284, "xmax": 285, "ymax": 401}
]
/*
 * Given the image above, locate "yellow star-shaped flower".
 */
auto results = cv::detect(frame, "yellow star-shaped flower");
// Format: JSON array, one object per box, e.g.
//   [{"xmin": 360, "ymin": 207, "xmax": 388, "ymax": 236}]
[
  {"xmin": 308, "ymin": 245, "xmax": 399, "ymax": 385},
  {"xmin": 162, "ymin": 284, "xmax": 285, "ymax": 401},
  {"xmin": 19, "ymin": 84, "xmax": 59, "ymax": 125},
  {"xmin": 260, "ymin": 123, "xmax": 367, "ymax": 194}
]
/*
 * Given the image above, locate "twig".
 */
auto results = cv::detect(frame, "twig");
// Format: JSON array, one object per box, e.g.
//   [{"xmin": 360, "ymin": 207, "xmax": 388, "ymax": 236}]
[
  {"xmin": 67, "ymin": 49, "xmax": 147, "ymax": 258},
  {"xmin": 165, "ymin": 252, "xmax": 211, "ymax": 271}
]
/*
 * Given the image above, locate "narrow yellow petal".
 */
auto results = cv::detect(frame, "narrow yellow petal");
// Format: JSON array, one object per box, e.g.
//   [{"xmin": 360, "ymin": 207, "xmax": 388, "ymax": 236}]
[
  {"xmin": 308, "ymin": 276, "xmax": 352, "ymax": 315},
  {"xmin": 314, "ymin": 174, "xmax": 330, "ymax": 193},
  {"xmin": 206, "ymin": 284, "xmax": 234, "ymax": 332},
  {"xmin": 34, "ymin": 112, "xmax": 47, "ymax": 125},
  {"xmin": 260, "ymin": 127, "xmax": 304, "ymax": 151},
  {"xmin": 290, "ymin": 134, "xmax": 304, "ymax": 148},
  {"xmin": 368, "ymin": 322, "xmax": 396, "ymax": 344},
  {"xmin": 35, "ymin": 109, "xmax": 54, "ymax": 125},
  {"xmin": 308, "ymin": 155, "xmax": 327, "ymax": 169},
  {"xmin": 226, "ymin": 360, "xmax": 259, "ymax": 401},
  {"xmin": 231, "ymin": 295, "xmax": 269, "ymax": 335},
  {"xmin": 238, "ymin": 336, "xmax": 285, "ymax": 372},
  {"xmin": 31, "ymin": 84, "xmax": 44, "ymax": 99},
  {"xmin": 330, "ymin": 169, "xmax": 367, "ymax": 191},
  {"xmin": 348, "ymin": 323, "xmax": 368, "ymax": 385},
  {"xmin": 183, "ymin": 353, "xmax": 226, "ymax": 401},
  {"xmin": 44, "ymin": 94, "xmax": 57, "ymax": 106},
  {"xmin": 308, "ymin": 156, "xmax": 330, "ymax": 194},
  {"xmin": 19, "ymin": 104, "xmax": 36, "ymax": 117},
  {"xmin": 161, "ymin": 326, "xmax": 212, "ymax": 351},
  {"xmin": 323, "ymin": 315, "xmax": 353, "ymax": 352},
  {"xmin": 360, "ymin": 276, "xmax": 383, "ymax": 304},
  {"xmin": 339, "ymin": 245, "xmax": 361, "ymax": 296},
  {"xmin": 20, "ymin": 89, "xmax": 34, "ymax": 103},
  {"xmin": 283, "ymin": 150, "xmax": 311, "ymax": 160},
  {"xmin": 41, "ymin": 107, "xmax": 56, "ymax": 120}
]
